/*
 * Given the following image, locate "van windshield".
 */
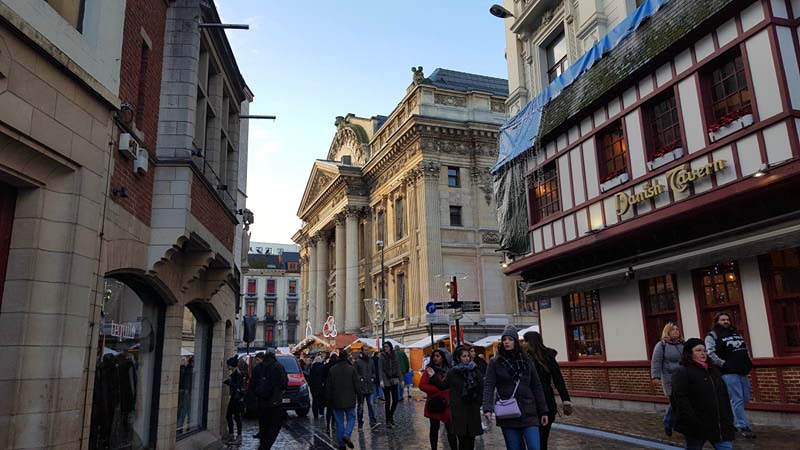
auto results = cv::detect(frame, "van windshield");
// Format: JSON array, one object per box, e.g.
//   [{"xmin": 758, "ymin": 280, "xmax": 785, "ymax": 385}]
[{"xmin": 277, "ymin": 356, "xmax": 300, "ymax": 374}]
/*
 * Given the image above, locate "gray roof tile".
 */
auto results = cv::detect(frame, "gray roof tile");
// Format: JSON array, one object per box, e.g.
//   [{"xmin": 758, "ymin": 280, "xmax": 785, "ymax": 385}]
[{"xmin": 427, "ymin": 68, "xmax": 508, "ymax": 97}]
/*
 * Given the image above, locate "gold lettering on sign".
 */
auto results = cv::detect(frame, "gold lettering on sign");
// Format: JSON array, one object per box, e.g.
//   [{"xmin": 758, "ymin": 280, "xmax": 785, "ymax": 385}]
[
  {"xmin": 615, "ymin": 180, "xmax": 666, "ymax": 216},
  {"xmin": 614, "ymin": 160, "xmax": 728, "ymax": 216}
]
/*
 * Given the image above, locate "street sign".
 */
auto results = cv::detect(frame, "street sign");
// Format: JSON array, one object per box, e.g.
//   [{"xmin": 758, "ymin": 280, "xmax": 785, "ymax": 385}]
[
  {"xmin": 433, "ymin": 301, "xmax": 480, "ymax": 312},
  {"xmin": 539, "ymin": 298, "xmax": 552, "ymax": 310},
  {"xmin": 450, "ymin": 310, "xmax": 463, "ymax": 321},
  {"xmin": 426, "ymin": 312, "xmax": 436, "ymax": 323},
  {"xmin": 425, "ymin": 302, "xmax": 436, "ymax": 314}
]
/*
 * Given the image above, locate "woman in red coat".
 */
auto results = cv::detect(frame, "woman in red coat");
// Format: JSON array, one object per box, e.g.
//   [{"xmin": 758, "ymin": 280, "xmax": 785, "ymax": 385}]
[{"xmin": 419, "ymin": 349, "xmax": 457, "ymax": 450}]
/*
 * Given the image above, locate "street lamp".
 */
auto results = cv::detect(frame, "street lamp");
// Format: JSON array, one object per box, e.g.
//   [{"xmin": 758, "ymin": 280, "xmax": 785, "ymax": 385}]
[
  {"xmin": 377, "ymin": 240, "xmax": 386, "ymax": 345},
  {"xmin": 489, "ymin": 4, "xmax": 515, "ymax": 19}
]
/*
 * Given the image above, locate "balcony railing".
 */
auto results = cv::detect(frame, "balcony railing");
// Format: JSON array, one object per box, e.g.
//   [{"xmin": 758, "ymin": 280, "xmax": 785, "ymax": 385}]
[{"xmin": 193, "ymin": 153, "xmax": 237, "ymax": 213}]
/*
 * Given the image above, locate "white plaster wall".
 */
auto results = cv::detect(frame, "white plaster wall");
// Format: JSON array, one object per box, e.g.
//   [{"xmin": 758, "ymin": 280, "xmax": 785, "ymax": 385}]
[
  {"xmin": 678, "ymin": 75, "xmax": 706, "ymax": 153},
  {"xmin": 763, "ymin": 121, "xmax": 793, "ymax": 164},
  {"xmin": 570, "ymin": 149, "xmax": 585, "ymax": 205},
  {"xmin": 624, "ymin": 110, "xmax": 647, "ymax": 179},
  {"xmin": 540, "ymin": 297, "xmax": 569, "ymax": 362},
  {"xmin": 736, "ymin": 133, "xmax": 763, "ymax": 176},
  {"xmin": 740, "ymin": 1, "xmax": 766, "ymax": 32},
  {"xmin": 599, "ymin": 283, "xmax": 648, "ymax": 361},
  {"xmin": 3, "ymin": 0, "xmax": 124, "ymax": 95},
  {"xmin": 558, "ymin": 155, "xmax": 573, "ymax": 210},
  {"xmin": 582, "ymin": 141, "xmax": 600, "ymax": 199},
  {"xmin": 746, "ymin": 30, "xmax": 783, "ymax": 120},
  {"xmin": 777, "ymin": 27, "xmax": 800, "ymax": 110},
  {"xmin": 676, "ymin": 271, "xmax": 700, "ymax": 339},
  {"xmin": 739, "ymin": 256, "xmax": 774, "ymax": 358}
]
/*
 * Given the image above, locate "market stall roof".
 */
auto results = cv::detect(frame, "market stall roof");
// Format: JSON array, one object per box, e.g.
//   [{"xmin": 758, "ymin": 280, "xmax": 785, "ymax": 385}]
[
  {"xmin": 180, "ymin": 347, "xmax": 193, "ymax": 356},
  {"xmin": 276, "ymin": 347, "xmax": 291, "ymax": 355},
  {"xmin": 291, "ymin": 333, "xmax": 359, "ymax": 353},
  {"xmin": 517, "ymin": 325, "xmax": 540, "ymax": 338},
  {"xmin": 472, "ymin": 335, "xmax": 501, "ymax": 348},
  {"xmin": 405, "ymin": 334, "xmax": 449, "ymax": 349}
]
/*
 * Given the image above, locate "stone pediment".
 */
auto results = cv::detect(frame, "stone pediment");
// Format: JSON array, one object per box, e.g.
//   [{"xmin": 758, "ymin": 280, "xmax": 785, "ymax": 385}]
[
  {"xmin": 297, "ymin": 160, "xmax": 340, "ymax": 217},
  {"xmin": 327, "ymin": 116, "xmax": 370, "ymax": 165}
]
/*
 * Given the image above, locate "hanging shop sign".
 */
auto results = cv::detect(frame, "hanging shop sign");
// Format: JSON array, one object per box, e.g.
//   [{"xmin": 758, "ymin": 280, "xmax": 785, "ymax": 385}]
[{"xmin": 615, "ymin": 160, "xmax": 727, "ymax": 216}]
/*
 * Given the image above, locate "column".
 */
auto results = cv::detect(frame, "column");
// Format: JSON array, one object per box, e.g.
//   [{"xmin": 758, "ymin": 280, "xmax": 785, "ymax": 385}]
[
  {"xmin": 334, "ymin": 215, "xmax": 346, "ymax": 327},
  {"xmin": 316, "ymin": 232, "xmax": 329, "ymax": 328},
  {"xmin": 345, "ymin": 208, "xmax": 360, "ymax": 332},
  {"xmin": 308, "ymin": 239, "xmax": 318, "ymax": 331},
  {"xmin": 418, "ymin": 161, "xmax": 443, "ymax": 304}
]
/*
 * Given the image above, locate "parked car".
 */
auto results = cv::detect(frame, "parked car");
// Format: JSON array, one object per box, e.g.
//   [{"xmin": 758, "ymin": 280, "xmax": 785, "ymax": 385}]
[{"xmin": 238, "ymin": 353, "xmax": 311, "ymax": 417}]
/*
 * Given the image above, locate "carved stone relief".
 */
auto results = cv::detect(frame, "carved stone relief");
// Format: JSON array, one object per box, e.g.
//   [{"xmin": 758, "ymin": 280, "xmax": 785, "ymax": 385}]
[
  {"xmin": 491, "ymin": 100, "xmax": 506, "ymax": 113},
  {"xmin": 434, "ymin": 93, "xmax": 467, "ymax": 107},
  {"xmin": 471, "ymin": 167, "xmax": 494, "ymax": 205},
  {"xmin": 481, "ymin": 231, "xmax": 500, "ymax": 244}
]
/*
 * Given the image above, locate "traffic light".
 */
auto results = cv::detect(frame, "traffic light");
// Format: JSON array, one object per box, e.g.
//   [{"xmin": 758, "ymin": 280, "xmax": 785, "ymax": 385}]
[{"xmin": 445, "ymin": 277, "xmax": 458, "ymax": 300}]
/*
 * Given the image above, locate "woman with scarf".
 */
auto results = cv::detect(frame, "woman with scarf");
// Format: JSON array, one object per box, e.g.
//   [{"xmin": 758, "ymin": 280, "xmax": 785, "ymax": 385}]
[
  {"xmin": 446, "ymin": 346, "xmax": 484, "ymax": 450},
  {"xmin": 420, "ymin": 349, "xmax": 457, "ymax": 450},
  {"xmin": 523, "ymin": 331, "xmax": 571, "ymax": 450},
  {"xmin": 378, "ymin": 342, "xmax": 402, "ymax": 427},
  {"xmin": 671, "ymin": 338, "xmax": 735, "ymax": 450},
  {"xmin": 483, "ymin": 325, "xmax": 549, "ymax": 450},
  {"xmin": 308, "ymin": 356, "xmax": 327, "ymax": 419},
  {"xmin": 651, "ymin": 322, "xmax": 685, "ymax": 436}
]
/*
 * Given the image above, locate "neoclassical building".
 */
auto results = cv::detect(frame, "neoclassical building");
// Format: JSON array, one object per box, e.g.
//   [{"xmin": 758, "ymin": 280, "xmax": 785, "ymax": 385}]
[{"xmin": 293, "ymin": 68, "xmax": 520, "ymax": 343}]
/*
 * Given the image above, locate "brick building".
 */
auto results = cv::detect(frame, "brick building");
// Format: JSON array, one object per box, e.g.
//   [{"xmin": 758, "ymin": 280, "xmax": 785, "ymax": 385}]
[
  {"xmin": 495, "ymin": 0, "xmax": 800, "ymax": 424},
  {"xmin": 0, "ymin": 0, "xmax": 254, "ymax": 448}
]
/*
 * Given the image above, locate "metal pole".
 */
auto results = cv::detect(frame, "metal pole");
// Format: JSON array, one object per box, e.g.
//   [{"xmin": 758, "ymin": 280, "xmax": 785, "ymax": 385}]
[
  {"xmin": 429, "ymin": 322, "xmax": 434, "ymax": 348},
  {"xmin": 380, "ymin": 243, "xmax": 386, "ymax": 345},
  {"xmin": 198, "ymin": 23, "xmax": 250, "ymax": 29},
  {"xmin": 452, "ymin": 276, "xmax": 461, "ymax": 347}
]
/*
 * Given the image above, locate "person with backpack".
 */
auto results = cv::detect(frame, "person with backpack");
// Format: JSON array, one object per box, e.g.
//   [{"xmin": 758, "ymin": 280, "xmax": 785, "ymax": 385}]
[
  {"xmin": 419, "ymin": 349, "xmax": 456, "ymax": 450},
  {"xmin": 651, "ymin": 322, "xmax": 684, "ymax": 437},
  {"xmin": 326, "ymin": 350, "xmax": 360, "ymax": 449},
  {"xmin": 251, "ymin": 350, "xmax": 288, "ymax": 449},
  {"xmin": 483, "ymin": 325, "xmax": 549, "ymax": 450},
  {"xmin": 223, "ymin": 356, "xmax": 245, "ymax": 444},
  {"xmin": 705, "ymin": 312, "xmax": 756, "ymax": 439},
  {"xmin": 523, "ymin": 331, "xmax": 571, "ymax": 450},
  {"xmin": 672, "ymin": 338, "xmax": 736, "ymax": 449}
]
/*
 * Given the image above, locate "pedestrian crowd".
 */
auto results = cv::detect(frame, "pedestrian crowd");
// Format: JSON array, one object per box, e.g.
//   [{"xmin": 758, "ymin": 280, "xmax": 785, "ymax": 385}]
[{"xmin": 218, "ymin": 310, "xmax": 756, "ymax": 450}]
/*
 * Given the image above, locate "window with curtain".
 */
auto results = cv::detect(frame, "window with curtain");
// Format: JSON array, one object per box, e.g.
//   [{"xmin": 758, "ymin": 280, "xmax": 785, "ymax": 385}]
[
  {"xmin": 546, "ymin": 31, "xmax": 569, "ymax": 83},
  {"xmin": 266, "ymin": 279, "xmax": 276, "ymax": 296},
  {"xmin": 598, "ymin": 121, "xmax": 628, "ymax": 182},
  {"xmin": 529, "ymin": 162, "xmax": 560, "ymax": 224},
  {"xmin": 646, "ymin": 91, "xmax": 683, "ymax": 160},
  {"xmin": 707, "ymin": 50, "xmax": 752, "ymax": 123}
]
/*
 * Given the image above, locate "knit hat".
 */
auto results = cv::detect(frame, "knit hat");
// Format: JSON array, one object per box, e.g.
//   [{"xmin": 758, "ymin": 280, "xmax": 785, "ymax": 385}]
[
  {"xmin": 501, "ymin": 324, "xmax": 518, "ymax": 340},
  {"xmin": 683, "ymin": 338, "xmax": 705, "ymax": 357},
  {"xmin": 226, "ymin": 356, "xmax": 239, "ymax": 368}
]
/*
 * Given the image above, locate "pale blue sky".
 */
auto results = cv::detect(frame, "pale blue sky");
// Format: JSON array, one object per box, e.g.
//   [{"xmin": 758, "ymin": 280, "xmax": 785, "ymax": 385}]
[{"xmin": 215, "ymin": 1, "xmax": 508, "ymax": 243}]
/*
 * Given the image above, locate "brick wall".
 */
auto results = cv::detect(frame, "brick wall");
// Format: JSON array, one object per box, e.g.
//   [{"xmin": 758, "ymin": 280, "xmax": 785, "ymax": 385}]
[
  {"xmin": 191, "ymin": 173, "xmax": 235, "ymax": 250},
  {"xmin": 109, "ymin": 0, "xmax": 168, "ymax": 225}
]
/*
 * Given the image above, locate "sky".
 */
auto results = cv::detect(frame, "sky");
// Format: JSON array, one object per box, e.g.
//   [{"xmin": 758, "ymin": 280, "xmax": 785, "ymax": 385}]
[{"xmin": 215, "ymin": 1, "xmax": 508, "ymax": 243}]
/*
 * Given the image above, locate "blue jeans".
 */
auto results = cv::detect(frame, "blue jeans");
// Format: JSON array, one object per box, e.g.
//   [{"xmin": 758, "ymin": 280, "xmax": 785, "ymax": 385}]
[
  {"xmin": 721, "ymin": 373, "xmax": 751, "ymax": 429},
  {"xmin": 397, "ymin": 382, "xmax": 403, "ymax": 400},
  {"xmin": 357, "ymin": 393, "xmax": 377, "ymax": 426},
  {"xmin": 685, "ymin": 438, "xmax": 733, "ymax": 450},
  {"xmin": 333, "ymin": 407, "xmax": 356, "ymax": 446},
  {"xmin": 374, "ymin": 384, "xmax": 384, "ymax": 400},
  {"xmin": 663, "ymin": 404, "xmax": 674, "ymax": 431},
  {"xmin": 501, "ymin": 426, "xmax": 540, "ymax": 450}
]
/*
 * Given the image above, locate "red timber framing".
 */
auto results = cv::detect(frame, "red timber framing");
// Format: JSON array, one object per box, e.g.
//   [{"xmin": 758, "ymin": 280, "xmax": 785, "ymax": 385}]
[{"xmin": 0, "ymin": 182, "xmax": 15, "ymax": 310}]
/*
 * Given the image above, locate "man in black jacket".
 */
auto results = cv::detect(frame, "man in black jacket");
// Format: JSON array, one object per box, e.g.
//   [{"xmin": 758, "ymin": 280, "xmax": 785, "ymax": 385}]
[
  {"xmin": 251, "ymin": 350, "xmax": 288, "ymax": 449},
  {"xmin": 354, "ymin": 348, "xmax": 378, "ymax": 429},
  {"xmin": 327, "ymin": 351, "xmax": 360, "ymax": 449},
  {"xmin": 705, "ymin": 313, "xmax": 755, "ymax": 439}
]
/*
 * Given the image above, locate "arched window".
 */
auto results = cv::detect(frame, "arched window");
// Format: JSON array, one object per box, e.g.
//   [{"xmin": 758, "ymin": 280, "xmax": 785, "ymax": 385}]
[
  {"xmin": 177, "ymin": 304, "xmax": 213, "ymax": 436},
  {"xmin": 89, "ymin": 277, "xmax": 164, "ymax": 449}
]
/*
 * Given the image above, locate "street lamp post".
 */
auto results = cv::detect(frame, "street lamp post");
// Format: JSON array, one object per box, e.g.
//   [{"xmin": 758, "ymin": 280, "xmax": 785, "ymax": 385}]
[{"xmin": 377, "ymin": 240, "xmax": 386, "ymax": 345}]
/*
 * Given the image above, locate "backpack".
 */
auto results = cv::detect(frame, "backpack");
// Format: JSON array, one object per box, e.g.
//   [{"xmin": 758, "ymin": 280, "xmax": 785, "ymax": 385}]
[{"xmin": 254, "ymin": 371, "xmax": 274, "ymax": 400}]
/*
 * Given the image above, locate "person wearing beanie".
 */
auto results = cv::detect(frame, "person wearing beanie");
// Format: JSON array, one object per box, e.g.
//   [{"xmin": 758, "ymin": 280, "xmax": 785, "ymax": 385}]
[
  {"xmin": 223, "ymin": 356, "xmax": 244, "ymax": 443},
  {"xmin": 326, "ymin": 350, "xmax": 360, "ymax": 449},
  {"xmin": 523, "ymin": 331, "xmax": 571, "ymax": 450},
  {"xmin": 251, "ymin": 349, "xmax": 289, "ymax": 449},
  {"xmin": 308, "ymin": 355, "xmax": 327, "ymax": 419},
  {"xmin": 672, "ymin": 337, "xmax": 735, "ymax": 450},
  {"xmin": 483, "ymin": 325, "xmax": 549, "ymax": 450}
]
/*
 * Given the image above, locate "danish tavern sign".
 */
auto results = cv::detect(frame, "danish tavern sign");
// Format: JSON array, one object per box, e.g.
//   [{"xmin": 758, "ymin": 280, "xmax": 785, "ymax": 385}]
[{"xmin": 615, "ymin": 160, "xmax": 728, "ymax": 216}]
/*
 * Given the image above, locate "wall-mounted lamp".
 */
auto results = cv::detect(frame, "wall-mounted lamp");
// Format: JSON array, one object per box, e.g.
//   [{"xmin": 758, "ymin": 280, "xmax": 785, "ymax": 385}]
[
  {"xmin": 624, "ymin": 266, "xmax": 635, "ymax": 281},
  {"xmin": 753, "ymin": 163, "xmax": 769, "ymax": 178},
  {"xmin": 111, "ymin": 187, "xmax": 129, "ymax": 198}
]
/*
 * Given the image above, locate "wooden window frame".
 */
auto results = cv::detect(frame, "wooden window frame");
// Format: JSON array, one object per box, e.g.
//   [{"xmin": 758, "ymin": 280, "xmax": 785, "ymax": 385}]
[
  {"xmin": 265, "ymin": 301, "xmax": 275, "ymax": 318},
  {"xmin": 563, "ymin": 290, "xmax": 605, "ymax": 361},
  {"xmin": 644, "ymin": 90, "xmax": 683, "ymax": 161},
  {"xmin": 597, "ymin": 121, "xmax": 629, "ymax": 182},
  {"xmin": 702, "ymin": 48, "xmax": 753, "ymax": 126},
  {"xmin": 246, "ymin": 278, "xmax": 257, "ymax": 295},
  {"xmin": 529, "ymin": 162, "xmax": 560, "ymax": 225},
  {"xmin": 449, "ymin": 205, "xmax": 463, "ymax": 227},
  {"xmin": 245, "ymin": 301, "xmax": 256, "ymax": 317},
  {"xmin": 266, "ymin": 279, "xmax": 276, "ymax": 296},
  {"xmin": 447, "ymin": 167, "xmax": 461, "ymax": 188},
  {"xmin": 692, "ymin": 261, "xmax": 750, "ymax": 341},
  {"xmin": 639, "ymin": 274, "xmax": 681, "ymax": 358},
  {"xmin": 759, "ymin": 248, "xmax": 800, "ymax": 355},
  {"xmin": 264, "ymin": 324, "xmax": 274, "ymax": 345}
]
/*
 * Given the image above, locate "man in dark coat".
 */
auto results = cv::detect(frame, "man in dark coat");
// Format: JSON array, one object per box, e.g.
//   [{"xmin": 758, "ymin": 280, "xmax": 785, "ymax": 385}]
[
  {"xmin": 251, "ymin": 350, "xmax": 288, "ymax": 449},
  {"xmin": 672, "ymin": 337, "xmax": 736, "ymax": 450},
  {"xmin": 308, "ymin": 356, "xmax": 327, "ymax": 419},
  {"xmin": 326, "ymin": 350, "xmax": 359, "ymax": 449},
  {"xmin": 705, "ymin": 312, "xmax": 755, "ymax": 438},
  {"xmin": 354, "ymin": 348, "xmax": 378, "ymax": 429}
]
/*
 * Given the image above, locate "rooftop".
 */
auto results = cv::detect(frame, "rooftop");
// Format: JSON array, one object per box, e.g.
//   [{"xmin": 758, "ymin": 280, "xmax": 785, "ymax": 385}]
[{"xmin": 426, "ymin": 68, "xmax": 509, "ymax": 97}]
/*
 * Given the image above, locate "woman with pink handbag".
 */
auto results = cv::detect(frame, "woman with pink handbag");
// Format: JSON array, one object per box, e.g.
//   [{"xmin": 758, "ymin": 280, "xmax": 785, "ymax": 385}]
[{"xmin": 482, "ymin": 325, "xmax": 549, "ymax": 450}]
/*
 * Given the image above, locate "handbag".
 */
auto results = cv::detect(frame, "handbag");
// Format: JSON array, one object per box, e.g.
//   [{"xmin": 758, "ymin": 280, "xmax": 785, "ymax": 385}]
[
  {"xmin": 494, "ymin": 380, "xmax": 522, "ymax": 419},
  {"xmin": 426, "ymin": 396, "xmax": 447, "ymax": 413}
]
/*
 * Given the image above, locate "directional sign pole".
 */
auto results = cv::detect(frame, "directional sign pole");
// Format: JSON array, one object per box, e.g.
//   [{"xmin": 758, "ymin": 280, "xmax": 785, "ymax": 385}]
[{"xmin": 426, "ymin": 302, "xmax": 437, "ymax": 347}]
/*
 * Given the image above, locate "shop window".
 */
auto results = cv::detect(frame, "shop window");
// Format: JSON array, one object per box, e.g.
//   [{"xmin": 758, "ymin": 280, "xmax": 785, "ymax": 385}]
[
  {"xmin": 448, "ymin": 167, "xmax": 461, "ymax": 187},
  {"xmin": 564, "ymin": 290, "xmax": 604, "ymax": 360},
  {"xmin": 598, "ymin": 121, "xmax": 628, "ymax": 183},
  {"xmin": 693, "ymin": 262, "xmax": 747, "ymax": 336},
  {"xmin": 288, "ymin": 279, "xmax": 297, "ymax": 296},
  {"xmin": 529, "ymin": 162, "xmax": 560, "ymax": 224},
  {"xmin": 546, "ymin": 31, "xmax": 569, "ymax": 83},
  {"xmin": 640, "ymin": 274, "xmax": 680, "ymax": 357},
  {"xmin": 395, "ymin": 197, "xmax": 405, "ymax": 240},
  {"xmin": 645, "ymin": 91, "xmax": 683, "ymax": 161},
  {"xmin": 449, "ymin": 205, "xmax": 463, "ymax": 227},
  {"xmin": 396, "ymin": 273, "xmax": 406, "ymax": 319},
  {"xmin": 266, "ymin": 279, "xmax": 276, "ymax": 296},
  {"xmin": 246, "ymin": 278, "xmax": 257, "ymax": 295},
  {"xmin": 89, "ymin": 278, "xmax": 164, "ymax": 449},
  {"xmin": 177, "ymin": 305, "xmax": 212, "ymax": 437},
  {"xmin": 760, "ymin": 248, "xmax": 800, "ymax": 354},
  {"xmin": 705, "ymin": 50, "xmax": 752, "ymax": 126}
]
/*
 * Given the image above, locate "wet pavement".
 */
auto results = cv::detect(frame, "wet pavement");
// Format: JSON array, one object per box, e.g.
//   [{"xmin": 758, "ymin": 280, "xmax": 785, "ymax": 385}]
[{"xmin": 226, "ymin": 391, "xmax": 799, "ymax": 449}]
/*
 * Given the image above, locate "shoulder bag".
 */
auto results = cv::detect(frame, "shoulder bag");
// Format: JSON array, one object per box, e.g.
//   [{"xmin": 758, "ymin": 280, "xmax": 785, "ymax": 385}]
[{"xmin": 494, "ymin": 380, "xmax": 521, "ymax": 419}]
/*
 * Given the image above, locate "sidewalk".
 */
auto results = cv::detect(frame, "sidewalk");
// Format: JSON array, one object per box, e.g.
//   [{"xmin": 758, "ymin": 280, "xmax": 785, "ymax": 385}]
[{"xmin": 558, "ymin": 405, "xmax": 798, "ymax": 449}]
